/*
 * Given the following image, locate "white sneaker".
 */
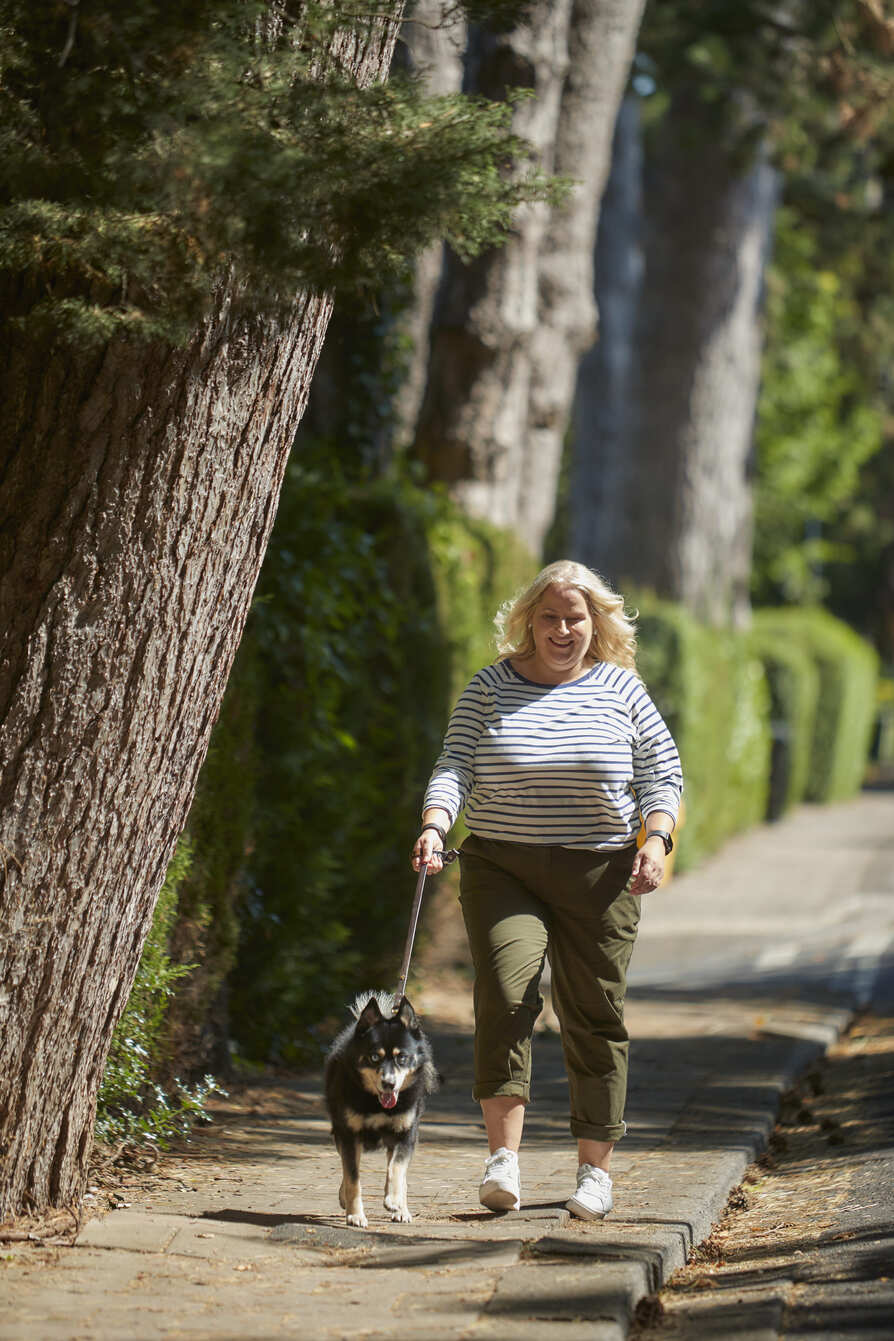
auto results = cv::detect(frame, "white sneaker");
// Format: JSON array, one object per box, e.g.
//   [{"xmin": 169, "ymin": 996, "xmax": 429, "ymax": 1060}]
[
  {"xmin": 479, "ymin": 1147, "xmax": 521, "ymax": 1212},
  {"xmin": 566, "ymin": 1164, "xmax": 613, "ymax": 1220}
]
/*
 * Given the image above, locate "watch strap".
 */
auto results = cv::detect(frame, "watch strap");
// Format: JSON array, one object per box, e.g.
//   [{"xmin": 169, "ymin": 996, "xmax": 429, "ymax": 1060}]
[{"xmin": 646, "ymin": 828, "xmax": 674, "ymax": 855}]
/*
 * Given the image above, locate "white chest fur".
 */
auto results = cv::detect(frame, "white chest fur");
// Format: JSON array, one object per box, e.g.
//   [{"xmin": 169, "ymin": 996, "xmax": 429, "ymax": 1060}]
[{"xmin": 343, "ymin": 1106, "xmax": 415, "ymax": 1133}]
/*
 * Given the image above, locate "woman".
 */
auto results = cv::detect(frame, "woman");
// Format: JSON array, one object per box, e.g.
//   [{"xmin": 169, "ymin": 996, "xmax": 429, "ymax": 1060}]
[{"xmin": 412, "ymin": 560, "xmax": 682, "ymax": 1220}]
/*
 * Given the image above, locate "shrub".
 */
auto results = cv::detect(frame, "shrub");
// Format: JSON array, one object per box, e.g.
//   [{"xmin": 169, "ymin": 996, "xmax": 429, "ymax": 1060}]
[
  {"xmin": 225, "ymin": 459, "xmax": 534, "ymax": 1063},
  {"xmin": 96, "ymin": 842, "xmax": 223, "ymax": 1147},
  {"xmin": 747, "ymin": 627, "xmax": 820, "ymax": 819},
  {"xmin": 634, "ymin": 597, "xmax": 772, "ymax": 871},
  {"xmin": 161, "ymin": 635, "xmax": 259, "ymax": 1080},
  {"xmin": 750, "ymin": 607, "xmax": 879, "ymax": 802},
  {"xmin": 427, "ymin": 512, "xmax": 536, "ymax": 702}
]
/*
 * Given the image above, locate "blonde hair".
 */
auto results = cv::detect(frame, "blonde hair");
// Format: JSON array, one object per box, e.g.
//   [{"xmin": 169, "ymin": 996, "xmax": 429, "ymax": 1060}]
[{"xmin": 494, "ymin": 560, "xmax": 638, "ymax": 673}]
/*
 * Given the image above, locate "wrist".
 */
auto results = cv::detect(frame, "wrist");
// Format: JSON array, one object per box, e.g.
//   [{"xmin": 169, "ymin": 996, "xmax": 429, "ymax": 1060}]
[{"xmin": 644, "ymin": 828, "xmax": 673, "ymax": 855}]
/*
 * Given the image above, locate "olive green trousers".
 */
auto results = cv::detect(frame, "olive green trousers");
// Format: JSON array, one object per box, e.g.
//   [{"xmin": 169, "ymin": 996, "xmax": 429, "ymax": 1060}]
[{"xmin": 459, "ymin": 834, "xmax": 641, "ymax": 1143}]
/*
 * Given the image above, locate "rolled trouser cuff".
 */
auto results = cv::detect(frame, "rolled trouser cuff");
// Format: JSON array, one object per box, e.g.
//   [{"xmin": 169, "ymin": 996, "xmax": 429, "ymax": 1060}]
[
  {"xmin": 570, "ymin": 1117, "xmax": 627, "ymax": 1142},
  {"xmin": 473, "ymin": 1081, "xmax": 530, "ymax": 1102}
]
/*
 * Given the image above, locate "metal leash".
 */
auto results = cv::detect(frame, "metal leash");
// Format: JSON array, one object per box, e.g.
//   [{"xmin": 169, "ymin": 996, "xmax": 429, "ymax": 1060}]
[{"xmin": 393, "ymin": 848, "xmax": 459, "ymax": 1007}]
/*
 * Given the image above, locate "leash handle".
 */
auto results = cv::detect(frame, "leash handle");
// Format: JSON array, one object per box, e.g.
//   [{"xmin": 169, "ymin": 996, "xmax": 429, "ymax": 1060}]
[{"xmin": 393, "ymin": 848, "xmax": 460, "ymax": 1010}]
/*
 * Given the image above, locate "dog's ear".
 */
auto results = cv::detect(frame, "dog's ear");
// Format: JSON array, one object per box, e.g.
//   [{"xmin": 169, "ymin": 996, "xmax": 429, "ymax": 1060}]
[
  {"xmin": 396, "ymin": 996, "xmax": 419, "ymax": 1031},
  {"xmin": 356, "ymin": 997, "xmax": 384, "ymax": 1033}
]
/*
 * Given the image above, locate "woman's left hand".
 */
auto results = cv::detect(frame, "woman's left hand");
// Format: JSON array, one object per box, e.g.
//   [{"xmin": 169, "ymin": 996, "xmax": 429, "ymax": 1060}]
[{"xmin": 629, "ymin": 837, "xmax": 666, "ymax": 895}]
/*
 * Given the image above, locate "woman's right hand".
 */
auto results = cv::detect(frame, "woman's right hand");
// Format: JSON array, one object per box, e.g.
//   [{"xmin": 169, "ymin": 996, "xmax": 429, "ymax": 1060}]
[{"xmin": 412, "ymin": 825, "xmax": 447, "ymax": 874}]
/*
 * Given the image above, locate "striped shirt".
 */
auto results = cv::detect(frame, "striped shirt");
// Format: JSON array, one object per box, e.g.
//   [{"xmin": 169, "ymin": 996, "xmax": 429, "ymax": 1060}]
[{"xmin": 423, "ymin": 659, "xmax": 683, "ymax": 850}]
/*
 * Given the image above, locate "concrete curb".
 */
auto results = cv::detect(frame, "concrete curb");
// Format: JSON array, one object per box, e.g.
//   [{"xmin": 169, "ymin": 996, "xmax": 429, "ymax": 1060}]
[{"xmin": 518, "ymin": 1012, "xmax": 855, "ymax": 1338}]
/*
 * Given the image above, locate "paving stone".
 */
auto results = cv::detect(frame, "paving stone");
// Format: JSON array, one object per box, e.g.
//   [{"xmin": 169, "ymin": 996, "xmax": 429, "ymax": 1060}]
[{"xmin": 75, "ymin": 1210, "xmax": 181, "ymax": 1253}]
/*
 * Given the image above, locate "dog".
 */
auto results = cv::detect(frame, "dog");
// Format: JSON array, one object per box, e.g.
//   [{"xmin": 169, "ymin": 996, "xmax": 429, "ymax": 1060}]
[{"xmin": 324, "ymin": 991, "xmax": 438, "ymax": 1228}]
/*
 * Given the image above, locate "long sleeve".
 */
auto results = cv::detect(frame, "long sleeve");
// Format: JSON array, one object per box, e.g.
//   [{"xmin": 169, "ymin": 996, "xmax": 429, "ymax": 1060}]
[
  {"xmin": 422, "ymin": 672, "xmax": 490, "ymax": 826},
  {"xmin": 625, "ymin": 676, "xmax": 683, "ymax": 822}
]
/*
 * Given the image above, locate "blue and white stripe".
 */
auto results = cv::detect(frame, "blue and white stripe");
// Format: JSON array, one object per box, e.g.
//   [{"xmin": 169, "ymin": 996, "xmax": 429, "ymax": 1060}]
[{"xmin": 423, "ymin": 660, "xmax": 683, "ymax": 850}]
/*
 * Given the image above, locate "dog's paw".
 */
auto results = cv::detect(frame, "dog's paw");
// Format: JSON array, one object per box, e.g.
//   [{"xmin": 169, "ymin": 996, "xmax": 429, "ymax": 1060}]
[
  {"xmin": 346, "ymin": 1212, "xmax": 368, "ymax": 1229},
  {"xmin": 389, "ymin": 1206, "xmax": 412, "ymax": 1223}
]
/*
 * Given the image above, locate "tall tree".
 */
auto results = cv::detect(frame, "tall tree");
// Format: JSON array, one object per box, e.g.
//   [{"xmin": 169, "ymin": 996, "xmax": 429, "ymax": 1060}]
[
  {"xmin": 414, "ymin": 0, "xmax": 646, "ymax": 555},
  {"xmin": 572, "ymin": 90, "xmax": 777, "ymax": 625},
  {"xmin": 570, "ymin": 0, "xmax": 894, "ymax": 627},
  {"xmin": 524, "ymin": 0, "xmax": 647, "ymax": 553},
  {"xmin": 393, "ymin": 0, "xmax": 469, "ymax": 444},
  {"xmin": 0, "ymin": 0, "xmax": 543, "ymax": 1220}
]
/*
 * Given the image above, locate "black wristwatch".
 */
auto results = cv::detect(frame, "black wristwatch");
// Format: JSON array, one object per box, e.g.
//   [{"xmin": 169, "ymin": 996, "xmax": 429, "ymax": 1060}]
[{"xmin": 646, "ymin": 828, "xmax": 674, "ymax": 855}]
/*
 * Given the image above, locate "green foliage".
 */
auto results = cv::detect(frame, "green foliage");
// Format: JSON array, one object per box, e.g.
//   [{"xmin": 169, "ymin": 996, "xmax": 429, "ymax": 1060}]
[
  {"xmin": 96, "ymin": 842, "xmax": 224, "ymax": 1147},
  {"xmin": 750, "ymin": 606, "xmax": 879, "ymax": 802},
  {"xmin": 634, "ymin": 596, "xmax": 771, "ymax": 871},
  {"xmin": 753, "ymin": 209, "xmax": 886, "ymax": 607},
  {"xmin": 638, "ymin": 1, "xmax": 894, "ymax": 157},
  {"xmin": 222, "ymin": 453, "xmax": 534, "ymax": 1061},
  {"xmin": 0, "ymin": 1, "xmax": 560, "ymax": 345},
  {"xmin": 748, "ymin": 624, "xmax": 820, "ymax": 820},
  {"xmin": 162, "ymin": 637, "xmax": 259, "ymax": 1077},
  {"xmin": 427, "ymin": 511, "xmax": 535, "ymax": 703},
  {"xmin": 229, "ymin": 458, "xmax": 445, "ymax": 1060}
]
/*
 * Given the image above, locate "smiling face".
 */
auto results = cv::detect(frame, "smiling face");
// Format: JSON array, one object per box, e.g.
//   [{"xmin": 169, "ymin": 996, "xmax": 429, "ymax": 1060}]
[{"xmin": 526, "ymin": 584, "xmax": 594, "ymax": 683}]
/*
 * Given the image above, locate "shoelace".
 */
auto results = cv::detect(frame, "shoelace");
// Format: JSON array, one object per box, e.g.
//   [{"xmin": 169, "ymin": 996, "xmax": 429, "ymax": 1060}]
[{"xmin": 485, "ymin": 1152, "xmax": 516, "ymax": 1174}]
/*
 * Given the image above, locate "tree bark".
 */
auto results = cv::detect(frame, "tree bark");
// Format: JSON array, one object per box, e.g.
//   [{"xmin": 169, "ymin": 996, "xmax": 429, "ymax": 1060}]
[
  {"xmin": 392, "ymin": 1, "xmax": 468, "ymax": 447},
  {"xmin": 571, "ymin": 92, "xmax": 778, "ymax": 625},
  {"xmin": 570, "ymin": 96, "xmax": 643, "ymax": 576},
  {"xmin": 414, "ymin": 0, "xmax": 644, "ymax": 555},
  {"xmin": 0, "ymin": 15, "xmax": 403, "ymax": 1222},
  {"xmin": 523, "ymin": 0, "xmax": 646, "ymax": 552},
  {"xmin": 414, "ymin": 0, "xmax": 574, "ymax": 532}
]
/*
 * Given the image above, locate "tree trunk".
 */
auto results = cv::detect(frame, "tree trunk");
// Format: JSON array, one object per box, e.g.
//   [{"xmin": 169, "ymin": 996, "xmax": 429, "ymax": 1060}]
[
  {"xmin": 523, "ymin": 0, "xmax": 646, "ymax": 552},
  {"xmin": 414, "ymin": 0, "xmax": 644, "ymax": 554},
  {"xmin": 570, "ymin": 96, "xmax": 643, "ymax": 575},
  {"xmin": 0, "ymin": 17, "xmax": 403, "ymax": 1222},
  {"xmin": 413, "ymin": 0, "xmax": 574, "ymax": 531},
  {"xmin": 571, "ymin": 92, "xmax": 778, "ymax": 626},
  {"xmin": 392, "ymin": 1, "xmax": 467, "ymax": 446}
]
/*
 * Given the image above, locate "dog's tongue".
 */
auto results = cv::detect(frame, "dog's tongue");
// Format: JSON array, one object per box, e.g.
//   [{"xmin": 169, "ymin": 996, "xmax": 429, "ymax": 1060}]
[{"xmin": 379, "ymin": 1090, "xmax": 398, "ymax": 1109}]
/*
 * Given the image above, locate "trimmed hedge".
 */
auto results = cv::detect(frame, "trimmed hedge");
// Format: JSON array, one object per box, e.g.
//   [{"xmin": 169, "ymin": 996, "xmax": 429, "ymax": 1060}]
[
  {"xmin": 750, "ymin": 607, "xmax": 879, "ymax": 803},
  {"xmin": 747, "ymin": 628, "xmax": 820, "ymax": 820},
  {"xmin": 428, "ymin": 512, "xmax": 536, "ymax": 703},
  {"xmin": 223, "ymin": 464, "xmax": 534, "ymax": 1062},
  {"xmin": 634, "ymin": 596, "xmax": 772, "ymax": 871}
]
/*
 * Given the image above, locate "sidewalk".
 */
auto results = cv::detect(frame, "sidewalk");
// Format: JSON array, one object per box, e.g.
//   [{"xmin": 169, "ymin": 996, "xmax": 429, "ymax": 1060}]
[{"xmin": 2, "ymin": 792, "xmax": 893, "ymax": 1340}]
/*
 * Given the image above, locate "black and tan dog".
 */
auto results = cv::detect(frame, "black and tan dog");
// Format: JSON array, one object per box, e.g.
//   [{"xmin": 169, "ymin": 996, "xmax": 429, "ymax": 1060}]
[{"xmin": 324, "ymin": 991, "xmax": 438, "ymax": 1228}]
